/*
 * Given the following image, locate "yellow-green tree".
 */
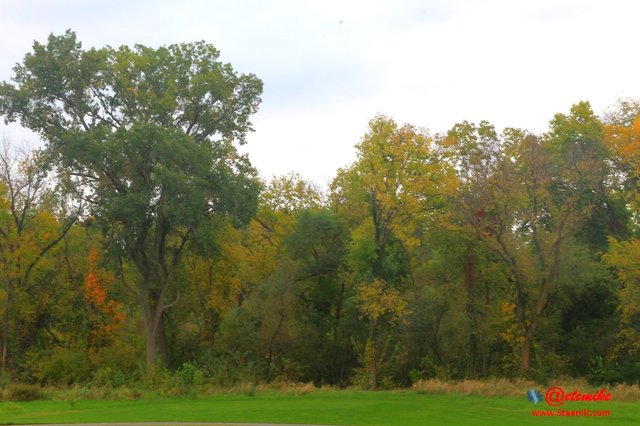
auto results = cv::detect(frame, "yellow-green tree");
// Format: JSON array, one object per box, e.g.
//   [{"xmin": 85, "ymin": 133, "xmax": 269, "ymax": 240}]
[
  {"xmin": 605, "ymin": 112, "xmax": 640, "ymax": 214},
  {"xmin": 215, "ymin": 174, "xmax": 326, "ymax": 381},
  {"xmin": 0, "ymin": 146, "xmax": 75, "ymax": 377},
  {"xmin": 332, "ymin": 115, "xmax": 455, "ymax": 387}
]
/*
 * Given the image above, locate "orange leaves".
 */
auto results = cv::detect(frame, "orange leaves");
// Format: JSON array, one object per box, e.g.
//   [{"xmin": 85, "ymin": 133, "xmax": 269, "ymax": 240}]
[
  {"xmin": 84, "ymin": 250, "xmax": 106, "ymax": 306},
  {"xmin": 605, "ymin": 115, "xmax": 640, "ymax": 173},
  {"xmin": 605, "ymin": 115, "xmax": 640, "ymax": 213},
  {"xmin": 83, "ymin": 248, "xmax": 124, "ymax": 347}
]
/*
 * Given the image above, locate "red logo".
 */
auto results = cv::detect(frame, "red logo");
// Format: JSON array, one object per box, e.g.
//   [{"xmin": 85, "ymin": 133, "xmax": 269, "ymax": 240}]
[{"xmin": 545, "ymin": 387, "xmax": 612, "ymax": 407}]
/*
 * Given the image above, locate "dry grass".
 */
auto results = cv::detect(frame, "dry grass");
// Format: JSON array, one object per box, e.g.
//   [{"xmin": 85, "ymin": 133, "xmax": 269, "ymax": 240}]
[
  {"xmin": 412, "ymin": 377, "xmax": 640, "ymax": 401},
  {"xmin": 610, "ymin": 382, "xmax": 640, "ymax": 401},
  {"xmin": 212, "ymin": 381, "xmax": 320, "ymax": 396},
  {"xmin": 43, "ymin": 380, "xmax": 323, "ymax": 402},
  {"xmin": 413, "ymin": 378, "xmax": 536, "ymax": 397},
  {"xmin": 19, "ymin": 379, "xmax": 640, "ymax": 403}
]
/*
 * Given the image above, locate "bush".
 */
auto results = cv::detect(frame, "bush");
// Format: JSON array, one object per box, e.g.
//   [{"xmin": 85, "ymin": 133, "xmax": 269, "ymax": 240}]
[
  {"xmin": 27, "ymin": 348, "xmax": 91, "ymax": 385},
  {"xmin": 177, "ymin": 362, "xmax": 204, "ymax": 387},
  {"xmin": 7, "ymin": 383, "xmax": 45, "ymax": 401},
  {"xmin": 89, "ymin": 340, "xmax": 142, "ymax": 380},
  {"xmin": 91, "ymin": 367, "xmax": 133, "ymax": 387},
  {"xmin": 203, "ymin": 352, "xmax": 265, "ymax": 386}
]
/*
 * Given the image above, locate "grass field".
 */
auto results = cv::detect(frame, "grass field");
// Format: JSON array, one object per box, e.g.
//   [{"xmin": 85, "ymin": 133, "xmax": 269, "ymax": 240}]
[{"xmin": 1, "ymin": 390, "xmax": 638, "ymax": 425}]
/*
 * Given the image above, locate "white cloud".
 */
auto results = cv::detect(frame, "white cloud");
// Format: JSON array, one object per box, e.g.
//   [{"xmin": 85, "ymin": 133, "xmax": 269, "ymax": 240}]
[{"xmin": 1, "ymin": 0, "xmax": 639, "ymax": 186}]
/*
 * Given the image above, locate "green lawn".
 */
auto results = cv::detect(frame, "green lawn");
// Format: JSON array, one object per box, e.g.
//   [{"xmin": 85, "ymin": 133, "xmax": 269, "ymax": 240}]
[{"xmin": 1, "ymin": 391, "xmax": 637, "ymax": 425}]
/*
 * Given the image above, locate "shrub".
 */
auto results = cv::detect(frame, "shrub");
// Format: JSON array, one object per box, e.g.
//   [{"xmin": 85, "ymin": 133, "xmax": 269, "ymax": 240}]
[
  {"xmin": 31, "ymin": 348, "xmax": 91, "ymax": 385},
  {"xmin": 177, "ymin": 362, "xmax": 204, "ymax": 387},
  {"xmin": 91, "ymin": 367, "xmax": 132, "ymax": 387},
  {"xmin": 7, "ymin": 383, "xmax": 45, "ymax": 401},
  {"xmin": 89, "ymin": 341, "xmax": 142, "ymax": 381}
]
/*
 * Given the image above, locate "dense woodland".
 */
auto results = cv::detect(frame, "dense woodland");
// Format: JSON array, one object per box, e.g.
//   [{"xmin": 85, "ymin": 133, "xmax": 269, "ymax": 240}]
[{"xmin": 0, "ymin": 31, "xmax": 639, "ymax": 389}]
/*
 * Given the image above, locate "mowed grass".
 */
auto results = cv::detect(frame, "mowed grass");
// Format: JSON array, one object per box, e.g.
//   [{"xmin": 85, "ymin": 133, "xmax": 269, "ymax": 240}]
[{"xmin": 1, "ymin": 390, "xmax": 638, "ymax": 426}]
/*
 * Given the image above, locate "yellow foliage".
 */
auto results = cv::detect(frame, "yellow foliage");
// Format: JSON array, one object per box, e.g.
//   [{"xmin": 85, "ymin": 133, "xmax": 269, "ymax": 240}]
[
  {"xmin": 500, "ymin": 302, "xmax": 515, "ymax": 316},
  {"xmin": 354, "ymin": 278, "xmax": 408, "ymax": 322},
  {"xmin": 186, "ymin": 222, "xmax": 251, "ymax": 316},
  {"xmin": 499, "ymin": 302, "xmax": 521, "ymax": 347},
  {"xmin": 603, "ymin": 237, "xmax": 640, "ymax": 323},
  {"xmin": 605, "ymin": 116, "xmax": 640, "ymax": 207}
]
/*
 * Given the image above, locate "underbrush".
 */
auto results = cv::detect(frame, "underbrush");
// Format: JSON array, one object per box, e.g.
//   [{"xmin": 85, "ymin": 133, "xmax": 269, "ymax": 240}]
[
  {"xmin": 0, "ymin": 383, "xmax": 46, "ymax": 401},
  {"xmin": 3, "ymin": 377, "xmax": 639, "ymax": 402},
  {"xmin": 50, "ymin": 381, "xmax": 319, "ymax": 401}
]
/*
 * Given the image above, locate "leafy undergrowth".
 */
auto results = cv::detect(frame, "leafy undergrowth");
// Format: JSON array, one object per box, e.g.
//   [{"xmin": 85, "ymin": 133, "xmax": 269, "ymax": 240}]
[
  {"xmin": 2, "ymin": 378, "xmax": 639, "ymax": 403},
  {"xmin": 0, "ymin": 381, "xmax": 320, "ymax": 402}
]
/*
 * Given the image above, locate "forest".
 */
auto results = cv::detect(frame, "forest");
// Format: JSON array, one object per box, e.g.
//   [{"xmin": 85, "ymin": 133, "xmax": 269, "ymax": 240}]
[{"xmin": 0, "ymin": 31, "xmax": 638, "ymax": 390}]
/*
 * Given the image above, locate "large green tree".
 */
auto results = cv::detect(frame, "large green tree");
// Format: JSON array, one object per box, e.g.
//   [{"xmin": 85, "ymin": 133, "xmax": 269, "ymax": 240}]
[{"xmin": 0, "ymin": 31, "xmax": 263, "ymax": 367}]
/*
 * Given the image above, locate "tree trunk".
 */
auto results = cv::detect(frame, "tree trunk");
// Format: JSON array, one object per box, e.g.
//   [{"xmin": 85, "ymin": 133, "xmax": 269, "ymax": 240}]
[
  {"xmin": 519, "ymin": 275, "xmax": 554, "ymax": 374},
  {"xmin": 143, "ymin": 312, "xmax": 159, "ymax": 366},
  {"xmin": 1, "ymin": 280, "xmax": 10, "ymax": 378},
  {"xmin": 366, "ymin": 319, "xmax": 378, "ymax": 389},
  {"xmin": 481, "ymin": 341, "xmax": 488, "ymax": 378},
  {"xmin": 333, "ymin": 281, "xmax": 345, "ymax": 343},
  {"xmin": 464, "ymin": 253, "xmax": 477, "ymax": 379},
  {"xmin": 469, "ymin": 333, "xmax": 478, "ymax": 379},
  {"xmin": 143, "ymin": 313, "xmax": 169, "ymax": 366},
  {"xmin": 520, "ymin": 334, "xmax": 532, "ymax": 373},
  {"xmin": 140, "ymin": 283, "xmax": 169, "ymax": 368},
  {"xmin": 366, "ymin": 338, "xmax": 377, "ymax": 390}
]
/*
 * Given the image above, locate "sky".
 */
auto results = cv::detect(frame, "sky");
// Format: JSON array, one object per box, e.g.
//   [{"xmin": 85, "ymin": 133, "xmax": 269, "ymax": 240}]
[{"xmin": 1, "ymin": 0, "xmax": 639, "ymax": 186}]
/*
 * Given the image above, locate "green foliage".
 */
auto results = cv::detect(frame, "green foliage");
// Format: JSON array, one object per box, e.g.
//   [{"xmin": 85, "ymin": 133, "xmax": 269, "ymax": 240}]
[
  {"xmin": 409, "ymin": 356, "xmax": 459, "ymax": 383},
  {"xmin": 0, "ymin": 32, "xmax": 637, "ymax": 389},
  {"xmin": 91, "ymin": 367, "xmax": 132, "ymax": 388},
  {"xmin": 26, "ymin": 348, "xmax": 91, "ymax": 386},
  {"xmin": 0, "ymin": 29, "xmax": 263, "ymax": 369},
  {"xmin": 177, "ymin": 362, "xmax": 204, "ymax": 387}
]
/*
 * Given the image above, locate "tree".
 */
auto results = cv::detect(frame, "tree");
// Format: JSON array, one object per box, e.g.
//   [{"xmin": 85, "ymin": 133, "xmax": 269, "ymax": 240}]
[
  {"xmin": 602, "ymin": 237, "xmax": 640, "ymax": 382},
  {"xmin": 605, "ymin": 109, "xmax": 640, "ymax": 223},
  {"xmin": 0, "ymin": 143, "xmax": 75, "ymax": 378},
  {"xmin": 439, "ymin": 120, "xmax": 506, "ymax": 378},
  {"xmin": 332, "ymin": 115, "xmax": 454, "ymax": 283},
  {"xmin": 83, "ymin": 248, "xmax": 125, "ymax": 350},
  {"xmin": 330, "ymin": 115, "xmax": 455, "ymax": 387},
  {"xmin": 285, "ymin": 208, "xmax": 351, "ymax": 384},
  {"xmin": 216, "ymin": 175, "xmax": 331, "ymax": 382},
  {"xmin": 0, "ymin": 31, "xmax": 263, "ymax": 367},
  {"xmin": 450, "ymin": 103, "xmax": 611, "ymax": 373}
]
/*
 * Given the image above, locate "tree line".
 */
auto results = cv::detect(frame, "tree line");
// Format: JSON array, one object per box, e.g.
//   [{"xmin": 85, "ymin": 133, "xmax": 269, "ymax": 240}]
[{"xmin": 0, "ymin": 31, "xmax": 638, "ymax": 388}]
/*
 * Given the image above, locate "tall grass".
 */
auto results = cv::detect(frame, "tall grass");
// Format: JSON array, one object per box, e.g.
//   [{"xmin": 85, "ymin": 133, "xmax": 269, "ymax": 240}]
[
  {"xmin": 4, "ymin": 378, "xmax": 639, "ymax": 402},
  {"xmin": 412, "ymin": 377, "xmax": 640, "ymax": 401}
]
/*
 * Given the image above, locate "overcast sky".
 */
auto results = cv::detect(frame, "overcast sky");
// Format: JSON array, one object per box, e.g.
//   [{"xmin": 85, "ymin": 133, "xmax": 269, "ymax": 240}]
[{"xmin": 1, "ymin": 0, "xmax": 639, "ymax": 186}]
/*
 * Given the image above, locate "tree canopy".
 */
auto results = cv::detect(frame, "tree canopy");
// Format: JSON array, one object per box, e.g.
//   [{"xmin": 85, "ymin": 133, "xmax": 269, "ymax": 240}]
[
  {"xmin": 0, "ymin": 31, "xmax": 639, "ymax": 388},
  {"xmin": 0, "ymin": 30, "xmax": 263, "ymax": 366}
]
